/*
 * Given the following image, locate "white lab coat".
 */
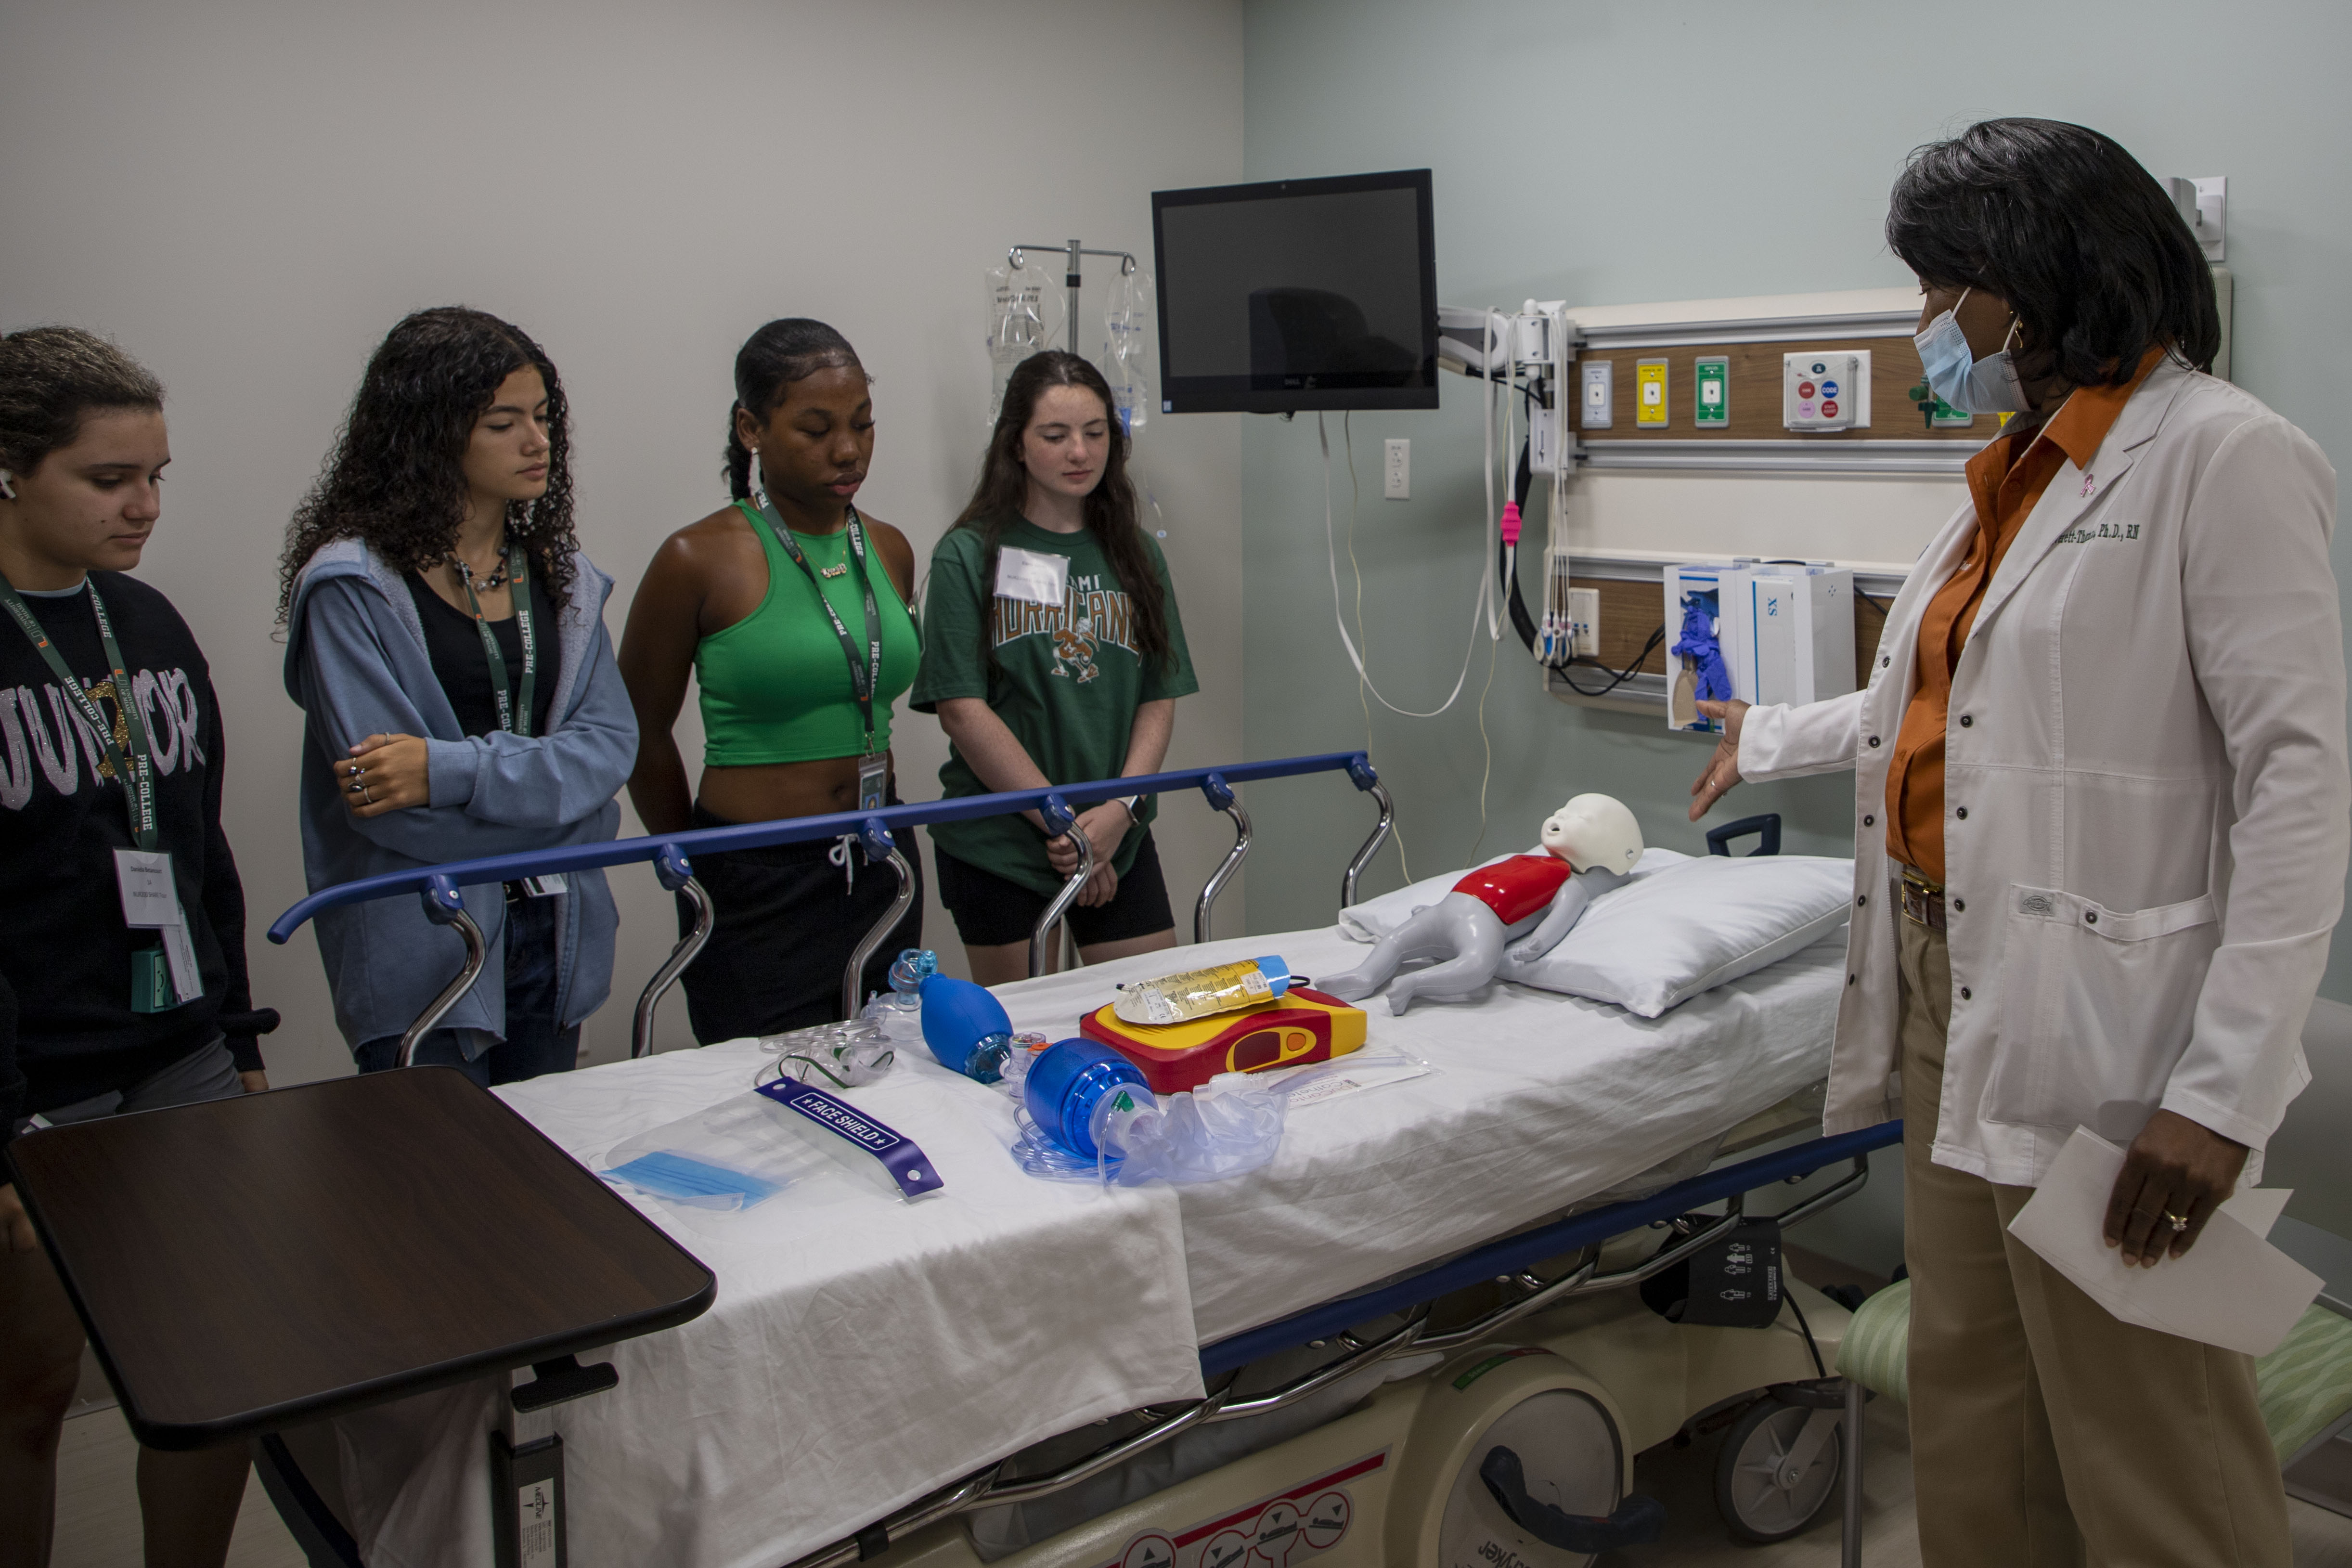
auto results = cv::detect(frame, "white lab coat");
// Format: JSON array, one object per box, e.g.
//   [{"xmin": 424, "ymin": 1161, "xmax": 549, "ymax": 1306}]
[{"xmin": 1739, "ymin": 359, "xmax": 2349, "ymax": 1186}]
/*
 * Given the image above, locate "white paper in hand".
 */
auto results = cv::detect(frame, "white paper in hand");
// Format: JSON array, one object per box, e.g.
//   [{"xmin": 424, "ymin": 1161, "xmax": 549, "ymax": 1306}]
[{"xmin": 2007, "ymin": 1127, "xmax": 2319, "ymax": 1357}]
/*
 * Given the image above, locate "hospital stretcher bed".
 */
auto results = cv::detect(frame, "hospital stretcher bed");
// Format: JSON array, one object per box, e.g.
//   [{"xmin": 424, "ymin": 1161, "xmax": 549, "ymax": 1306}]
[{"xmin": 240, "ymin": 753, "xmax": 1888, "ymax": 1568}]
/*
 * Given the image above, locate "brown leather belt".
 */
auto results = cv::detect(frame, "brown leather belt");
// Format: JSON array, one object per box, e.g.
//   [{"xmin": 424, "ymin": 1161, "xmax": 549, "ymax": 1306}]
[{"xmin": 1898, "ymin": 868, "xmax": 1946, "ymax": 931}]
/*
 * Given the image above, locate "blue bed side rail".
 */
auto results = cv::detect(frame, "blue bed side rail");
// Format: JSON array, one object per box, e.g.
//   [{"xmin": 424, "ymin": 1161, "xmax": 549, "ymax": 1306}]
[
  {"xmin": 1197, "ymin": 1120, "xmax": 1904, "ymax": 1377},
  {"xmin": 267, "ymin": 751, "xmax": 1382, "ymax": 943}
]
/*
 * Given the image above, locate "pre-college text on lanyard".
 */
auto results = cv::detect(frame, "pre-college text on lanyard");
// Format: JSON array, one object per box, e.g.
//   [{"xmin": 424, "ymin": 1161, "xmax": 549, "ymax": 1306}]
[
  {"xmin": 453, "ymin": 545, "xmax": 565, "ymax": 897},
  {"xmin": 0, "ymin": 572, "xmax": 200, "ymax": 1011}
]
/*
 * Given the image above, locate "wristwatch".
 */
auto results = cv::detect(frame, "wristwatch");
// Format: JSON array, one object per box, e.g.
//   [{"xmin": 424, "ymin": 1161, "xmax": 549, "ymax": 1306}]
[{"xmin": 1114, "ymin": 793, "xmax": 1145, "ymax": 822}]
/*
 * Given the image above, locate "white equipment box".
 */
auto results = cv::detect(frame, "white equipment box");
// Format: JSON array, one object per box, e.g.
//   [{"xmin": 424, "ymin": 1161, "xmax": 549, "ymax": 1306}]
[
  {"xmin": 1721, "ymin": 566, "xmax": 1856, "ymax": 707},
  {"xmin": 1666, "ymin": 561, "xmax": 1857, "ymax": 732},
  {"xmin": 1782, "ymin": 351, "xmax": 1871, "ymax": 431}
]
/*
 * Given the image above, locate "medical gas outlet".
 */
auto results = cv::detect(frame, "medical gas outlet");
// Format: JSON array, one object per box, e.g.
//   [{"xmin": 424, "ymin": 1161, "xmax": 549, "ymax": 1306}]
[{"xmin": 1782, "ymin": 352, "xmax": 1871, "ymax": 431}]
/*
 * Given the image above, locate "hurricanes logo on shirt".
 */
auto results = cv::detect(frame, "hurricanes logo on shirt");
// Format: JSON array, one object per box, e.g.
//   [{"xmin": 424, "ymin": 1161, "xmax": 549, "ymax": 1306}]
[
  {"xmin": 0, "ymin": 668, "xmax": 205, "ymax": 813},
  {"xmin": 993, "ymin": 573, "xmax": 1138, "ymax": 685}
]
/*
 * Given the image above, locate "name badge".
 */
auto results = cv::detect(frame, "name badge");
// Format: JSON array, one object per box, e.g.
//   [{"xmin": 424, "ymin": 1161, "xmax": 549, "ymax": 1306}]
[
  {"xmin": 857, "ymin": 751, "xmax": 888, "ymax": 815},
  {"xmin": 116, "ymin": 850, "xmax": 200, "ymax": 1005},
  {"xmin": 994, "ymin": 545, "xmax": 1069, "ymax": 608}
]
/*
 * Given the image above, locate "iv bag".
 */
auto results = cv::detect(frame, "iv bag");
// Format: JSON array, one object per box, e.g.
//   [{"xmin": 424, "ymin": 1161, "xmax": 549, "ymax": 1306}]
[
  {"xmin": 985, "ymin": 255, "xmax": 1060, "ymax": 428},
  {"xmin": 1098, "ymin": 265, "xmax": 1155, "ymax": 439}
]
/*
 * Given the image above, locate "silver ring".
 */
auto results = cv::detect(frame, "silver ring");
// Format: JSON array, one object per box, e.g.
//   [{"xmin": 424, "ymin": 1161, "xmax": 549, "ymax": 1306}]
[
  {"xmin": 2166, "ymin": 1211, "xmax": 2189, "ymax": 1233},
  {"xmin": 361, "ymin": 785, "xmax": 373, "ymax": 805}
]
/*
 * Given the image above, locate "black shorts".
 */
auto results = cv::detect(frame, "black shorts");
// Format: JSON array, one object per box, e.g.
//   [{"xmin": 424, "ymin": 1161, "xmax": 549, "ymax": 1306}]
[
  {"xmin": 935, "ymin": 831, "xmax": 1175, "ymax": 949},
  {"xmin": 675, "ymin": 802, "xmax": 925, "ymax": 1044}
]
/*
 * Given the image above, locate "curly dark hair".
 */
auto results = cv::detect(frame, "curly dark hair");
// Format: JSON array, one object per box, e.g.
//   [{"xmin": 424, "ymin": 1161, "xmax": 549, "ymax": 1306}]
[
  {"xmin": 1887, "ymin": 118, "xmax": 2220, "ymax": 388},
  {"xmin": 953, "ymin": 350, "xmax": 1173, "ymax": 674},
  {"xmin": 279, "ymin": 307, "xmax": 578, "ymax": 620}
]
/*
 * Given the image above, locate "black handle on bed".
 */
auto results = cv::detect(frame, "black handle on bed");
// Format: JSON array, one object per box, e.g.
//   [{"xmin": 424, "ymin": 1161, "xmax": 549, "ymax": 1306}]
[{"xmin": 1706, "ymin": 814, "xmax": 1781, "ymax": 857}]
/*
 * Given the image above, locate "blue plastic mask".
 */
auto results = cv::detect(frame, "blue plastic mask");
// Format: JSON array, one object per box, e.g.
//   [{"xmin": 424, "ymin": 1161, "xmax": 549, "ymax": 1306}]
[{"xmin": 1914, "ymin": 288, "xmax": 2029, "ymax": 415}]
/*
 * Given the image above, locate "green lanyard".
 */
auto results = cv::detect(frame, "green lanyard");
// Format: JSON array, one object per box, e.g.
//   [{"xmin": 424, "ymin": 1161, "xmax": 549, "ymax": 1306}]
[
  {"xmin": 451, "ymin": 542, "xmax": 537, "ymax": 739},
  {"xmin": 0, "ymin": 571, "xmax": 159, "ymax": 850},
  {"xmin": 740, "ymin": 498, "xmax": 883, "ymax": 754}
]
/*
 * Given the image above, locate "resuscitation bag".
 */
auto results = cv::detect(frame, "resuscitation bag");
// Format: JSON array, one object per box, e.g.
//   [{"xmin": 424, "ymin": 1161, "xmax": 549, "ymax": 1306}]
[{"xmin": 1639, "ymin": 1214, "xmax": 1783, "ymax": 1328}]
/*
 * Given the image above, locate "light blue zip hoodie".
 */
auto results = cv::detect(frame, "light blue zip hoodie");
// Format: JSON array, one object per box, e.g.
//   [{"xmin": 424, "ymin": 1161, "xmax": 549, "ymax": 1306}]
[{"xmin": 283, "ymin": 539, "xmax": 636, "ymax": 1054}]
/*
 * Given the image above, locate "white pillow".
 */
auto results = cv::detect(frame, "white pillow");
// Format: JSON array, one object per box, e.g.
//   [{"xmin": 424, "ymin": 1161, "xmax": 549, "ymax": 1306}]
[{"xmin": 1337, "ymin": 849, "xmax": 1853, "ymax": 1018}]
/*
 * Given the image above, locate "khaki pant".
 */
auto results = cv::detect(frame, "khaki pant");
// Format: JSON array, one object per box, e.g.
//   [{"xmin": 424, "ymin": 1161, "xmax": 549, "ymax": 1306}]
[{"xmin": 1899, "ymin": 914, "xmax": 2290, "ymax": 1568}]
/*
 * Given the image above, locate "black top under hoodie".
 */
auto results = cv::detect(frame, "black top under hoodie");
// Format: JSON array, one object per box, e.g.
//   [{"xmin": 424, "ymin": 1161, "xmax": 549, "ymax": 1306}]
[{"xmin": 0, "ymin": 572, "xmax": 270, "ymax": 1152}]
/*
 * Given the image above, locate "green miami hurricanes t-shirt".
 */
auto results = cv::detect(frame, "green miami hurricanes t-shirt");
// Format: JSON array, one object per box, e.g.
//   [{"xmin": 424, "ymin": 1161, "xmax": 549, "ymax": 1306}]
[{"xmin": 910, "ymin": 513, "xmax": 1198, "ymax": 895}]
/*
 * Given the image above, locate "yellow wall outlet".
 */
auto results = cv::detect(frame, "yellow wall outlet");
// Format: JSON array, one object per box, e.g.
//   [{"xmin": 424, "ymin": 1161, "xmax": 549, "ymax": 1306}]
[{"xmin": 1636, "ymin": 358, "xmax": 1669, "ymax": 428}]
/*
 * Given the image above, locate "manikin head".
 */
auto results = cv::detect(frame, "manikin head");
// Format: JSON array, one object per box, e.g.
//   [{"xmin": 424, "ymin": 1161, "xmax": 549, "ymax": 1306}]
[{"xmin": 1540, "ymin": 794, "xmax": 1643, "ymax": 874}]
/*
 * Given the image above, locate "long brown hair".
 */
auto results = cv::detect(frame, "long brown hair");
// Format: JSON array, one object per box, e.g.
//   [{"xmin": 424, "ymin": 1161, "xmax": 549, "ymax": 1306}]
[{"xmin": 953, "ymin": 350, "xmax": 1172, "ymax": 672}]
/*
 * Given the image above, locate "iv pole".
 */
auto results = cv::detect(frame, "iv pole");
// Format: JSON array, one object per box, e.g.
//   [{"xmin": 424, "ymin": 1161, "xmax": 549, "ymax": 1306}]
[{"xmin": 1009, "ymin": 238, "xmax": 1137, "ymax": 354}]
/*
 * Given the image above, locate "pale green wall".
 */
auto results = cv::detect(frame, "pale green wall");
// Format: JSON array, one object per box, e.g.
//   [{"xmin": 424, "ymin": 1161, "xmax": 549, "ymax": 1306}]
[{"xmin": 1237, "ymin": 0, "xmax": 2352, "ymax": 1274}]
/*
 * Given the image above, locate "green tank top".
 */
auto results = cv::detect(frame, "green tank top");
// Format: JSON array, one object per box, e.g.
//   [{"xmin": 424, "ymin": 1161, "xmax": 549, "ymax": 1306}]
[{"xmin": 696, "ymin": 501, "xmax": 921, "ymax": 766}]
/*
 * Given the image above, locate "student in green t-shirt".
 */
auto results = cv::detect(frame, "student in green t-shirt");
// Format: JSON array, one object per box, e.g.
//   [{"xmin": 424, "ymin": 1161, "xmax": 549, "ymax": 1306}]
[{"xmin": 911, "ymin": 351, "xmax": 1197, "ymax": 984}]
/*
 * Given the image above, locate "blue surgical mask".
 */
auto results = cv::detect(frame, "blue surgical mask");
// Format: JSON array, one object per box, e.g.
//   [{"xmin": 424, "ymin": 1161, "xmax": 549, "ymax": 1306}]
[{"xmin": 1914, "ymin": 288, "xmax": 2030, "ymax": 414}]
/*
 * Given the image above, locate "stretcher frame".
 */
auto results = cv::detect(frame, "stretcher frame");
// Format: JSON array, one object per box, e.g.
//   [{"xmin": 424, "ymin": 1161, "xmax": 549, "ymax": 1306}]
[{"xmin": 262, "ymin": 750, "xmax": 1887, "ymax": 1566}]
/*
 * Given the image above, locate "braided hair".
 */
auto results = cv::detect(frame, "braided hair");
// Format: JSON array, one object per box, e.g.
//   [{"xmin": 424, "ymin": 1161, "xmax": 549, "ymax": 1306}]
[{"xmin": 724, "ymin": 319, "xmax": 865, "ymax": 499}]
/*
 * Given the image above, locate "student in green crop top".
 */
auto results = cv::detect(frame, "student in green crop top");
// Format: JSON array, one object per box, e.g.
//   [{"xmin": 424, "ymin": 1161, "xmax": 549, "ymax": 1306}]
[
  {"xmin": 912, "ymin": 351, "xmax": 1197, "ymax": 985},
  {"xmin": 620, "ymin": 320, "xmax": 924, "ymax": 1042}
]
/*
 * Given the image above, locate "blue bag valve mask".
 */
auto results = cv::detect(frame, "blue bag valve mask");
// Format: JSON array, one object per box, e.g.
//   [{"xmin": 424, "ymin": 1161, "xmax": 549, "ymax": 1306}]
[
  {"xmin": 1914, "ymin": 286, "xmax": 2030, "ymax": 415},
  {"xmin": 918, "ymin": 973, "xmax": 1018, "ymax": 1083}
]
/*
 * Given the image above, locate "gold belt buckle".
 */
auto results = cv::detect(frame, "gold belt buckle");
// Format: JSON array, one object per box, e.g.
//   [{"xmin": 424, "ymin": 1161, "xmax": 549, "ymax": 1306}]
[{"xmin": 1898, "ymin": 866, "xmax": 1944, "ymax": 928}]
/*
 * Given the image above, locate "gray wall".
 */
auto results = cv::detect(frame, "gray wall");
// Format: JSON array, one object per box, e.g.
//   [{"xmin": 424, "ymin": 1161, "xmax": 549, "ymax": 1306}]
[
  {"xmin": 1238, "ymin": 0, "xmax": 2352, "ymax": 1269},
  {"xmin": 0, "ymin": 0, "xmax": 1246, "ymax": 1084}
]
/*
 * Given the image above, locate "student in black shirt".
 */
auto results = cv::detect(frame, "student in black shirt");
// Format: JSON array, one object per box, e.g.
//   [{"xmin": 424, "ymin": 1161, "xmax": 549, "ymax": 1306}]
[{"xmin": 0, "ymin": 328, "xmax": 272, "ymax": 1567}]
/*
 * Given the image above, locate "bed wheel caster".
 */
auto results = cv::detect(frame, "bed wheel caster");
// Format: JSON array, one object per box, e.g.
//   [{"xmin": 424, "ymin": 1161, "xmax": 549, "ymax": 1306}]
[
  {"xmin": 511, "ymin": 1353, "xmax": 618, "ymax": 1413},
  {"xmin": 1715, "ymin": 1393, "xmax": 1844, "ymax": 1543}
]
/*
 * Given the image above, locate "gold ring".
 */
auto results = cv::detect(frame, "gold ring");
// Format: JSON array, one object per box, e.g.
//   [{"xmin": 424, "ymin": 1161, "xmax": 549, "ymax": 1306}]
[{"xmin": 2166, "ymin": 1212, "xmax": 2189, "ymax": 1233}]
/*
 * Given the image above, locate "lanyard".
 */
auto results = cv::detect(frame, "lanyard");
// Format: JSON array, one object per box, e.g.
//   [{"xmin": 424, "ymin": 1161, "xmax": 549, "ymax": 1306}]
[
  {"xmin": 451, "ymin": 542, "xmax": 536, "ymax": 739},
  {"xmin": 741, "ymin": 496, "xmax": 883, "ymax": 753},
  {"xmin": 0, "ymin": 572, "xmax": 160, "ymax": 850}
]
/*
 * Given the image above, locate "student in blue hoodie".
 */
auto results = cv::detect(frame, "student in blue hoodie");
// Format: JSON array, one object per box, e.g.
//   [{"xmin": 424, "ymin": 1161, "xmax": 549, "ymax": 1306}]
[{"xmin": 281, "ymin": 309, "xmax": 635, "ymax": 1082}]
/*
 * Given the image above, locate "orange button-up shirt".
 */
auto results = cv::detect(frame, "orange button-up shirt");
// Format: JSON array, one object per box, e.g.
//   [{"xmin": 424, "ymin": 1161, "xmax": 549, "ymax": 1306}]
[{"xmin": 1884, "ymin": 350, "xmax": 2163, "ymax": 883}]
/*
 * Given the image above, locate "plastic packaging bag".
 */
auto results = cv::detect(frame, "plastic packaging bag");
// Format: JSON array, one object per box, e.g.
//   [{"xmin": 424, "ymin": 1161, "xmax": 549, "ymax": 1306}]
[
  {"xmin": 1098, "ymin": 264, "xmax": 1155, "ymax": 439},
  {"xmin": 599, "ymin": 1093, "xmax": 819, "ymax": 1211}
]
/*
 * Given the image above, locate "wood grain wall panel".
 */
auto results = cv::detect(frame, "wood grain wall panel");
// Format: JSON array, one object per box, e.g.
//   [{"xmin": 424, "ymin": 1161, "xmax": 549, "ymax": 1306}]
[{"xmin": 1572, "ymin": 335, "xmax": 1988, "ymax": 444}]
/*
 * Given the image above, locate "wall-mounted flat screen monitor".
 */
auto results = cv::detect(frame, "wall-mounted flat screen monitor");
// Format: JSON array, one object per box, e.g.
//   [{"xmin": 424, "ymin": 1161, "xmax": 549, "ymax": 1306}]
[{"xmin": 1152, "ymin": 168, "xmax": 1438, "ymax": 415}]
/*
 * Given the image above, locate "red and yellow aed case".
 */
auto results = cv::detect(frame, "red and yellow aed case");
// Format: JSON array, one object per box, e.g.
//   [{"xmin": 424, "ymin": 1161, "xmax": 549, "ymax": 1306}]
[{"xmin": 1079, "ymin": 987, "xmax": 1368, "ymax": 1094}]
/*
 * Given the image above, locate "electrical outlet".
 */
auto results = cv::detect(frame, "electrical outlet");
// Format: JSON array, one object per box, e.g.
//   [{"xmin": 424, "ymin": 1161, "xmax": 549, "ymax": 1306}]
[
  {"xmin": 1566, "ymin": 587, "xmax": 1600, "ymax": 658},
  {"xmin": 1384, "ymin": 438, "xmax": 1409, "ymax": 500}
]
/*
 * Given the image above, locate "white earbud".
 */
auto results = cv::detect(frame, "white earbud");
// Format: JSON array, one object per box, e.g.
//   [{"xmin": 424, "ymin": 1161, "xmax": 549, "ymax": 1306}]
[{"xmin": 0, "ymin": 470, "xmax": 15, "ymax": 502}]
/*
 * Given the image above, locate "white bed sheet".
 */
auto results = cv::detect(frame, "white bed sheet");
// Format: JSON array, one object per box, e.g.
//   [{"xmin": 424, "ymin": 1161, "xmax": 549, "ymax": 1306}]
[
  {"xmin": 992, "ymin": 927, "xmax": 1848, "ymax": 1344},
  {"xmin": 333, "ymin": 1045, "xmax": 1203, "ymax": 1568},
  {"xmin": 331, "ymin": 923, "xmax": 1844, "ymax": 1568}
]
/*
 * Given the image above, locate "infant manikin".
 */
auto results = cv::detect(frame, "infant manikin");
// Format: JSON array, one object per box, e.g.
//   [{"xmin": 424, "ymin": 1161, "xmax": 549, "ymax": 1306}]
[{"xmin": 1320, "ymin": 794, "xmax": 1643, "ymax": 1014}]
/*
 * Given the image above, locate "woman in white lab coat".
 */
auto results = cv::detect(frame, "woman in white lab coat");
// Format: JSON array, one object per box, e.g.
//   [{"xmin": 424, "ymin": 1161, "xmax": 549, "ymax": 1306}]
[{"xmin": 1692, "ymin": 118, "xmax": 2346, "ymax": 1568}]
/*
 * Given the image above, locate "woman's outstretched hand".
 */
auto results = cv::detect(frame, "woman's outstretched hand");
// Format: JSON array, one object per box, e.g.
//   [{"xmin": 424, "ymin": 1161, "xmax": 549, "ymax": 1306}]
[{"xmin": 1687, "ymin": 699, "xmax": 1750, "ymax": 820}]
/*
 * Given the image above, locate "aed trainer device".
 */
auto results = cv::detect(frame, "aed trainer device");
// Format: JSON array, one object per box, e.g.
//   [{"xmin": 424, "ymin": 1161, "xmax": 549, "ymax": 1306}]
[
  {"xmin": 1694, "ymin": 355, "xmax": 1729, "ymax": 428},
  {"xmin": 1782, "ymin": 351, "xmax": 1870, "ymax": 431},
  {"xmin": 1636, "ymin": 357, "xmax": 1669, "ymax": 428},
  {"xmin": 1078, "ymin": 986, "xmax": 1367, "ymax": 1094}
]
